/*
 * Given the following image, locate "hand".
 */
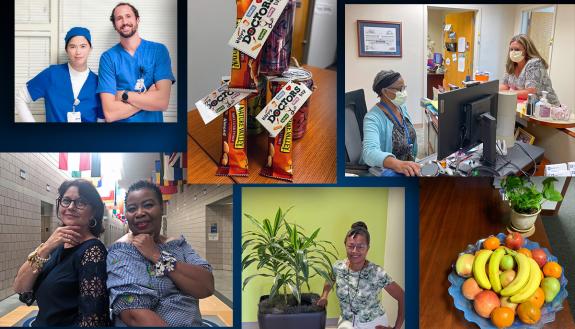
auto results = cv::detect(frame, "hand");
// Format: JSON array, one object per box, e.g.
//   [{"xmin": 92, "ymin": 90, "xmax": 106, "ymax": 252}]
[
  {"xmin": 147, "ymin": 84, "xmax": 157, "ymax": 92},
  {"xmin": 316, "ymin": 296, "xmax": 328, "ymax": 307},
  {"xmin": 132, "ymin": 234, "xmax": 161, "ymax": 263},
  {"xmin": 43, "ymin": 226, "xmax": 83, "ymax": 254},
  {"xmin": 388, "ymin": 158, "xmax": 421, "ymax": 177}
]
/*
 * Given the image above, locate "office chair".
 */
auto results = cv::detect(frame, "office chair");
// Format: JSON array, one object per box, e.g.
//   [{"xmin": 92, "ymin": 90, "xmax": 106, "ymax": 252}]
[{"xmin": 345, "ymin": 89, "xmax": 369, "ymax": 170}]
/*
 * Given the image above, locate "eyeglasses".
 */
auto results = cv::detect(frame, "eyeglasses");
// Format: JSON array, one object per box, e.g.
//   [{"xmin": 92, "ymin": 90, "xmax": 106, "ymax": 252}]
[
  {"xmin": 346, "ymin": 244, "xmax": 367, "ymax": 251},
  {"xmin": 387, "ymin": 85, "xmax": 407, "ymax": 92},
  {"xmin": 59, "ymin": 197, "xmax": 89, "ymax": 210}
]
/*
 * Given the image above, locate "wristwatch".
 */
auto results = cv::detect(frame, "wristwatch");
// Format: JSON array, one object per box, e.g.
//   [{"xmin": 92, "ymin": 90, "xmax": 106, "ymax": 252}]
[
  {"xmin": 154, "ymin": 251, "xmax": 177, "ymax": 277},
  {"xmin": 121, "ymin": 90, "xmax": 129, "ymax": 103}
]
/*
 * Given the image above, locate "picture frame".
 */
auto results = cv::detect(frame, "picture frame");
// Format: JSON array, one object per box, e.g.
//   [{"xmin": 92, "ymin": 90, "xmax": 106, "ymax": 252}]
[
  {"xmin": 515, "ymin": 127, "xmax": 535, "ymax": 145},
  {"xmin": 357, "ymin": 20, "xmax": 402, "ymax": 57}
]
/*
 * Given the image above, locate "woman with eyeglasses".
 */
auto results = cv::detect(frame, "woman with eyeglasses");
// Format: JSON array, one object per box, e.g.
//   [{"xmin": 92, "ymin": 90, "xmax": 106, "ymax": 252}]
[
  {"xmin": 361, "ymin": 70, "xmax": 420, "ymax": 177},
  {"xmin": 13, "ymin": 179, "xmax": 110, "ymax": 327},
  {"xmin": 317, "ymin": 222, "xmax": 404, "ymax": 329},
  {"xmin": 499, "ymin": 34, "xmax": 560, "ymax": 105}
]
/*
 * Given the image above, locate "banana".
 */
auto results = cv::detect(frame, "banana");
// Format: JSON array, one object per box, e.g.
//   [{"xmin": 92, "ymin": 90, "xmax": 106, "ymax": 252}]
[
  {"xmin": 488, "ymin": 247, "xmax": 506, "ymax": 293},
  {"xmin": 473, "ymin": 249, "xmax": 493, "ymax": 289},
  {"xmin": 500, "ymin": 252, "xmax": 530, "ymax": 296},
  {"xmin": 510, "ymin": 257, "xmax": 542, "ymax": 303}
]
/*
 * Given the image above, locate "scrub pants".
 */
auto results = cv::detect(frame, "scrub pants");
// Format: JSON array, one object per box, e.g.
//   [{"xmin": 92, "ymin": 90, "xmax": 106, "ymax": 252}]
[{"xmin": 337, "ymin": 314, "xmax": 389, "ymax": 329}]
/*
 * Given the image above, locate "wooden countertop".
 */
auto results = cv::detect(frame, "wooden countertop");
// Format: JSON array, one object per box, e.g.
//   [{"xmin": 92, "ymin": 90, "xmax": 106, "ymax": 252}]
[
  {"xmin": 187, "ymin": 66, "xmax": 336, "ymax": 184},
  {"xmin": 419, "ymin": 177, "xmax": 574, "ymax": 328}
]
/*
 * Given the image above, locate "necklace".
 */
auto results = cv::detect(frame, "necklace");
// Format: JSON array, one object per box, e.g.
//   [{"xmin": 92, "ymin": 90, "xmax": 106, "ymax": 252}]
[{"xmin": 347, "ymin": 260, "xmax": 366, "ymax": 325}]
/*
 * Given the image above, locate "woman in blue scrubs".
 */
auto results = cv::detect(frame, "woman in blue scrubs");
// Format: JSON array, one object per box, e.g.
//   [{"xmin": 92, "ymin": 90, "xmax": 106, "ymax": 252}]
[{"xmin": 15, "ymin": 27, "xmax": 103, "ymax": 122}]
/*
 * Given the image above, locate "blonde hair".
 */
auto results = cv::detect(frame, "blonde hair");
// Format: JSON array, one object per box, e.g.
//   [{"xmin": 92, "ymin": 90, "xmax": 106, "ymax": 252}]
[{"xmin": 505, "ymin": 34, "xmax": 548, "ymax": 75}]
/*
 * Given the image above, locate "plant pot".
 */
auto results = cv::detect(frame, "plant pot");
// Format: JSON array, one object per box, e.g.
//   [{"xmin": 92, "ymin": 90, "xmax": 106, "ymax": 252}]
[
  {"xmin": 258, "ymin": 294, "xmax": 326, "ymax": 329},
  {"xmin": 510, "ymin": 207, "xmax": 541, "ymax": 232}
]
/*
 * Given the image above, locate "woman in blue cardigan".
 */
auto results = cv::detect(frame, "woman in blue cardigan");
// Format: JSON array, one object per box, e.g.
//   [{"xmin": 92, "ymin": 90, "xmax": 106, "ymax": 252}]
[{"xmin": 361, "ymin": 70, "xmax": 420, "ymax": 176}]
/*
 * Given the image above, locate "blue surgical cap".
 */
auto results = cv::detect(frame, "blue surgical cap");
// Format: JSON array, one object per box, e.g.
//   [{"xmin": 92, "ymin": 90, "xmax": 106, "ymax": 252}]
[{"xmin": 64, "ymin": 27, "xmax": 92, "ymax": 48}]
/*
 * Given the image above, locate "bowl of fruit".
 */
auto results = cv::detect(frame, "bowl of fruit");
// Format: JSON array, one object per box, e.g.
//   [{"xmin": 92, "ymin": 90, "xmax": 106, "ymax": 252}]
[{"xmin": 448, "ymin": 232, "xmax": 568, "ymax": 328}]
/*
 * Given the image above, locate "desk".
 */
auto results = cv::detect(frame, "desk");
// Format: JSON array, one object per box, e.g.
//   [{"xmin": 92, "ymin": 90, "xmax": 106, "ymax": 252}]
[
  {"xmin": 187, "ymin": 66, "xmax": 336, "ymax": 184},
  {"xmin": 419, "ymin": 177, "xmax": 575, "ymax": 329}
]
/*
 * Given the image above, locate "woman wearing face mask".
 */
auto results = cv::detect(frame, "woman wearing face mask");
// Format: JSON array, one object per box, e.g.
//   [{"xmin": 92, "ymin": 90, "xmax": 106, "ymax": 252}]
[
  {"xmin": 361, "ymin": 70, "xmax": 420, "ymax": 176},
  {"xmin": 106, "ymin": 180, "xmax": 214, "ymax": 327},
  {"xmin": 316, "ymin": 222, "xmax": 405, "ymax": 329},
  {"xmin": 15, "ymin": 27, "xmax": 104, "ymax": 122},
  {"xmin": 499, "ymin": 34, "xmax": 560, "ymax": 105}
]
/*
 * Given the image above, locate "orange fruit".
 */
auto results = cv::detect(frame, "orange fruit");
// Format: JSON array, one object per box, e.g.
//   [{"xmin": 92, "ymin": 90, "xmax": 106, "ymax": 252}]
[
  {"xmin": 543, "ymin": 262, "xmax": 562, "ymax": 279},
  {"xmin": 517, "ymin": 248, "xmax": 532, "ymax": 258},
  {"xmin": 491, "ymin": 306, "xmax": 515, "ymax": 328},
  {"xmin": 483, "ymin": 236, "xmax": 501, "ymax": 250},
  {"xmin": 517, "ymin": 301, "xmax": 541, "ymax": 324},
  {"xmin": 527, "ymin": 288, "xmax": 545, "ymax": 309}
]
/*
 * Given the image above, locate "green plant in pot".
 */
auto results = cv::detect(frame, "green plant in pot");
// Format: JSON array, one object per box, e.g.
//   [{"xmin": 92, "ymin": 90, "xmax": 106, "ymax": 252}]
[
  {"xmin": 501, "ymin": 176, "xmax": 563, "ymax": 235},
  {"xmin": 242, "ymin": 207, "xmax": 338, "ymax": 329}
]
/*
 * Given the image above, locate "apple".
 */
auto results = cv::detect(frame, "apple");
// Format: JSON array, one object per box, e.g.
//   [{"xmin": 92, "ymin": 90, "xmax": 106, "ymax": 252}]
[
  {"xmin": 456, "ymin": 253, "xmax": 475, "ymax": 277},
  {"xmin": 500, "ymin": 296, "xmax": 518, "ymax": 312},
  {"xmin": 462, "ymin": 277, "xmax": 483, "ymax": 300},
  {"xmin": 474, "ymin": 290, "xmax": 500, "ymax": 318},
  {"xmin": 531, "ymin": 248, "xmax": 548, "ymax": 268},
  {"xmin": 500, "ymin": 270, "xmax": 516, "ymax": 288},
  {"xmin": 500, "ymin": 254, "xmax": 515, "ymax": 271},
  {"xmin": 541, "ymin": 277, "xmax": 561, "ymax": 303},
  {"xmin": 505, "ymin": 232, "xmax": 524, "ymax": 250}
]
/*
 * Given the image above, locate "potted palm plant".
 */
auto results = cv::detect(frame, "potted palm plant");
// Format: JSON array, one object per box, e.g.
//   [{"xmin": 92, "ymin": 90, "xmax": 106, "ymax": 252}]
[
  {"xmin": 501, "ymin": 176, "xmax": 563, "ymax": 234},
  {"xmin": 242, "ymin": 207, "xmax": 338, "ymax": 329}
]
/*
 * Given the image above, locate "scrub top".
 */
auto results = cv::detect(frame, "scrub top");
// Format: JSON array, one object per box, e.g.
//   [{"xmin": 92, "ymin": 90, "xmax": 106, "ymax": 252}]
[
  {"xmin": 26, "ymin": 64, "xmax": 103, "ymax": 122},
  {"xmin": 96, "ymin": 39, "xmax": 176, "ymax": 123}
]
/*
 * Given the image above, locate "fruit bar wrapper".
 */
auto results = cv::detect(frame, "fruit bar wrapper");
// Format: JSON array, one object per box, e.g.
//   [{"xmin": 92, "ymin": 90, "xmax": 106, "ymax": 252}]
[
  {"xmin": 228, "ymin": 0, "xmax": 289, "ymax": 59},
  {"xmin": 260, "ymin": 0, "xmax": 295, "ymax": 76},
  {"xmin": 260, "ymin": 120, "xmax": 293, "ymax": 181},
  {"xmin": 195, "ymin": 83, "xmax": 250, "ymax": 125},
  {"xmin": 229, "ymin": 0, "xmax": 261, "ymax": 92},
  {"xmin": 256, "ymin": 80, "xmax": 312, "ymax": 137},
  {"xmin": 217, "ymin": 99, "xmax": 249, "ymax": 177}
]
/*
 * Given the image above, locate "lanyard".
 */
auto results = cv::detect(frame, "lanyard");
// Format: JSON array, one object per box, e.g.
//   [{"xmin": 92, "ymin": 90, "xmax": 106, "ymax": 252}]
[
  {"xmin": 379, "ymin": 101, "xmax": 413, "ymax": 147},
  {"xmin": 347, "ymin": 261, "xmax": 365, "ymax": 325}
]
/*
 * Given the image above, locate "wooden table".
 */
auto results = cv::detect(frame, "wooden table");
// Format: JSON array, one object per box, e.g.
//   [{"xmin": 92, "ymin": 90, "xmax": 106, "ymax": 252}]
[
  {"xmin": 419, "ymin": 177, "xmax": 574, "ymax": 329},
  {"xmin": 187, "ymin": 66, "xmax": 336, "ymax": 184}
]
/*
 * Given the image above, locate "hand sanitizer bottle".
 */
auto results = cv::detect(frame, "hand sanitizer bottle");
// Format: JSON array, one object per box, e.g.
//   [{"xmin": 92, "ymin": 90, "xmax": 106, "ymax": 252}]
[{"xmin": 535, "ymin": 91, "xmax": 551, "ymax": 118}]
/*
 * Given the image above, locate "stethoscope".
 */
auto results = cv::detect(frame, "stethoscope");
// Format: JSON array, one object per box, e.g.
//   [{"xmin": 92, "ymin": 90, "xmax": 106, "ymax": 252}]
[{"xmin": 379, "ymin": 101, "xmax": 414, "ymax": 157}]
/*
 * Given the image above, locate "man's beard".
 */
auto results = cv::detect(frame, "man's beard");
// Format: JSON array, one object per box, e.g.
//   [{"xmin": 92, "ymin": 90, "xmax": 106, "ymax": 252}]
[{"xmin": 116, "ymin": 23, "xmax": 138, "ymax": 38}]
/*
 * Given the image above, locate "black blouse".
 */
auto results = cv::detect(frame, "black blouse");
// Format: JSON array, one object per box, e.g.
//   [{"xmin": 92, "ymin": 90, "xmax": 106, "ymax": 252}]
[{"xmin": 32, "ymin": 239, "xmax": 110, "ymax": 327}]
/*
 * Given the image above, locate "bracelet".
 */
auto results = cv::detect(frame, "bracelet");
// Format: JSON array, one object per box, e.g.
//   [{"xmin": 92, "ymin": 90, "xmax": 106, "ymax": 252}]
[
  {"xmin": 153, "ymin": 251, "xmax": 177, "ymax": 277},
  {"xmin": 27, "ymin": 243, "xmax": 50, "ymax": 273}
]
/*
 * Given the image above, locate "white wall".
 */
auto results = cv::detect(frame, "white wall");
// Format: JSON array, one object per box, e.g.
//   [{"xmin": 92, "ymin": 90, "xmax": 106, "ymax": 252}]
[
  {"xmin": 187, "ymin": 0, "xmax": 236, "ymax": 106},
  {"xmin": 427, "ymin": 9, "xmax": 445, "ymax": 58},
  {"xmin": 306, "ymin": 0, "xmax": 337, "ymax": 68},
  {"xmin": 383, "ymin": 188, "xmax": 405, "ymax": 329},
  {"xmin": 547, "ymin": 5, "xmax": 574, "ymax": 111},
  {"xmin": 345, "ymin": 4, "xmax": 425, "ymax": 125}
]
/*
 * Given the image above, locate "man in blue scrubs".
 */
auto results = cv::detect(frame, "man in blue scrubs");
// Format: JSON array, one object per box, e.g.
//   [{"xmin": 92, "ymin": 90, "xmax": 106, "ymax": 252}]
[{"xmin": 97, "ymin": 2, "xmax": 176, "ymax": 122}]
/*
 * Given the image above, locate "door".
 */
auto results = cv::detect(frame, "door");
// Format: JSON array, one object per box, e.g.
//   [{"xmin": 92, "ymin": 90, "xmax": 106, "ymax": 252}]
[
  {"xmin": 292, "ymin": 0, "xmax": 311, "ymax": 64},
  {"xmin": 525, "ymin": 7, "xmax": 555, "ymax": 64},
  {"xmin": 40, "ymin": 201, "xmax": 53, "ymax": 242},
  {"xmin": 443, "ymin": 11, "xmax": 475, "ymax": 88}
]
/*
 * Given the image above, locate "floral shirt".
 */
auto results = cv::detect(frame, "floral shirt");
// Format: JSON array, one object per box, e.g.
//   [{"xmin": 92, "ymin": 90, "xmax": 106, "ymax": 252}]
[
  {"xmin": 333, "ymin": 259, "xmax": 393, "ymax": 323},
  {"xmin": 106, "ymin": 236, "xmax": 212, "ymax": 326},
  {"xmin": 503, "ymin": 57, "xmax": 560, "ymax": 105}
]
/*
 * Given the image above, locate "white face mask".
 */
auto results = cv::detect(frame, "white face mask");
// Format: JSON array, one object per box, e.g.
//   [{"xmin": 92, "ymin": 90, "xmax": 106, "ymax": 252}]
[
  {"xmin": 390, "ymin": 90, "xmax": 407, "ymax": 106},
  {"xmin": 509, "ymin": 50, "xmax": 525, "ymax": 63}
]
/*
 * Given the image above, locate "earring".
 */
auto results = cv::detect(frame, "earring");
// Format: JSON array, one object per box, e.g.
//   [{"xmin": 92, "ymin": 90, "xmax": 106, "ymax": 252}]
[{"xmin": 89, "ymin": 218, "xmax": 97, "ymax": 228}]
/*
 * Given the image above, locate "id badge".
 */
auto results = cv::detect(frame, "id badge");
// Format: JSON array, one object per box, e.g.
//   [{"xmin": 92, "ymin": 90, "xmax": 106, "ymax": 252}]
[
  {"xmin": 134, "ymin": 78, "xmax": 145, "ymax": 92},
  {"xmin": 67, "ymin": 111, "xmax": 81, "ymax": 123}
]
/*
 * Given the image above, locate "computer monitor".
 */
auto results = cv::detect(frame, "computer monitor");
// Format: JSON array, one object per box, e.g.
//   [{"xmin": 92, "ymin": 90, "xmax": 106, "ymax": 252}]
[{"xmin": 437, "ymin": 80, "xmax": 499, "ymax": 166}]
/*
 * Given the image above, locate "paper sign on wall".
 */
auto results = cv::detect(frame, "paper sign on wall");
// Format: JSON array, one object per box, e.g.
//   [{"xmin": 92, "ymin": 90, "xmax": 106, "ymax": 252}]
[{"xmin": 458, "ymin": 54, "xmax": 465, "ymax": 72}]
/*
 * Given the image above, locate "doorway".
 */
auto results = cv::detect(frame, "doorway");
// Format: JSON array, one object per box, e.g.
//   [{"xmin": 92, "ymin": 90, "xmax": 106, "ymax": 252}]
[
  {"xmin": 40, "ymin": 201, "xmax": 53, "ymax": 242},
  {"xmin": 520, "ymin": 5, "xmax": 556, "ymax": 66},
  {"xmin": 427, "ymin": 7, "xmax": 478, "ymax": 91}
]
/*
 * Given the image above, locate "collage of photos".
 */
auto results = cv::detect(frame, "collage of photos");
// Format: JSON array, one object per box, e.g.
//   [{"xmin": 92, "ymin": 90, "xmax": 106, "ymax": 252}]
[{"xmin": 1, "ymin": 1, "xmax": 574, "ymax": 329}]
